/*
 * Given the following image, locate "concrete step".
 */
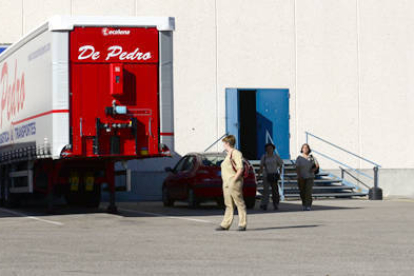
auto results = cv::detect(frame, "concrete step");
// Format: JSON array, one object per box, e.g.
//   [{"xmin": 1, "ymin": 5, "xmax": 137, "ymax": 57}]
[
  {"xmin": 284, "ymin": 192, "xmax": 368, "ymax": 198},
  {"xmin": 258, "ymin": 186, "xmax": 356, "ymax": 193},
  {"xmin": 284, "ymin": 185, "xmax": 354, "ymax": 191},
  {"xmin": 284, "ymin": 173, "xmax": 330, "ymax": 178},
  {"xmin": 251, "ymin": 159, "xmax": 366, "ymax": 200},
  {"xmin": 257, "ymin": 179, "xmax": 343, "ymax": 185}
]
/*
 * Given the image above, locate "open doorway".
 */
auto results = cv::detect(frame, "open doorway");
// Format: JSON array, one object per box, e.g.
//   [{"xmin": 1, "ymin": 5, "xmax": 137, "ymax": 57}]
[
  {"xmin": 239, "ymin": 90, "xmax": 257, "ymax": 160},
  {"xmin": 225, "ymin": 88, "xmax": 290, "ymax": 160}
]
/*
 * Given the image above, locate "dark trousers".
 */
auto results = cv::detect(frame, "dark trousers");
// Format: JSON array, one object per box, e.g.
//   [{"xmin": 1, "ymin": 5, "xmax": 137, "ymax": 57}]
[
  {"xmin": 298, "ymin": 178, "xmax": 314, "ymax": 207},
  {"xmin": 261, "ymin": 175, "xmax": 280, "ymax": 207}
]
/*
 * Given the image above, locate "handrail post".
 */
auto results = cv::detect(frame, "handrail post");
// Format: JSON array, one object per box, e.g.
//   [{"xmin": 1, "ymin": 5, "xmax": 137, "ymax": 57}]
[
  {"xmin": 369, "ymin": 166, "xmax": 382, "ymax": 200},
  {"xmin": 306, "ymin": 131, "xmax": 382, "ymax": 200},
  {"xmin": 373, "ymin": 166, "xmax": 379, "ymax": 189}
]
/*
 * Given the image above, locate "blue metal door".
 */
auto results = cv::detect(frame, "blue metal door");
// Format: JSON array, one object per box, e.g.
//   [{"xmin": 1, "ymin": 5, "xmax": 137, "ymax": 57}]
[
  {"xmin": 256, "ymin": 89, "xmax": 290, "ymax": 159},
  {"xmin": 225, "ymin": 88, "xmax": 240, "ymax": 149}
]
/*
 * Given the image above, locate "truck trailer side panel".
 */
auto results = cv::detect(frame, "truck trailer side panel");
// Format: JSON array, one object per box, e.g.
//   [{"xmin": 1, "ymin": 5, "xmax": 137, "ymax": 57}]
[
  {"xmin": 0, "ymin": 27, "xmax": 65, "ymax": 160},
  {"xmin": 0, "ymin": 16, "xmax": 175, "ymax": 210}
]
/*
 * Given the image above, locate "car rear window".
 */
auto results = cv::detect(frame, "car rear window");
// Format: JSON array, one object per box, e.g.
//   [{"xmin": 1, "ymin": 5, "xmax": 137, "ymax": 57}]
[{"xmin": 201, "ymin": 156, "xmax": 225, "ymax": 167}]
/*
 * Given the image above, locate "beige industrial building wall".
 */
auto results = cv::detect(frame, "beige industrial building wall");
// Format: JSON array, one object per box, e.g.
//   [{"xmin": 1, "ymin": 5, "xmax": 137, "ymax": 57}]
[{"xmin": 0, "ymin": 0, "xmax": 413, "ymax": 197}]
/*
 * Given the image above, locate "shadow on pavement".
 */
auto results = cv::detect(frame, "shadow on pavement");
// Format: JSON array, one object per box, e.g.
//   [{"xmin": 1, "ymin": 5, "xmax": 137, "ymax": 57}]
[{"xmin": 117, "ymin": 200, "xmax": 362, "ymax": 218}]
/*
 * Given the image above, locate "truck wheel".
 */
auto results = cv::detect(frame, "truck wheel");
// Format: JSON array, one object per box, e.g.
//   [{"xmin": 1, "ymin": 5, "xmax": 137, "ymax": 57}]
[
  {"xmin": 85, "ymin": 185, "xmax": 101, "ymax": 208},
  {"xmin": 3, "ymin": 186, "xmax": 20, "ymax": 208},
  {"xmin": 2, "ymin": 167, "xmax": 20, "ymax": 208},
  {"xmin": 245, "ymin": 197, "xmax": 256, "ymax": 209},
  {"xmin": 162, "ymin": 187, "xmax": 174, "ymax": 207},
  {"xmin": 0, "ymin": 167, "xmax": 5, "ymax": 207},
  {"xmin": 65, "ymin": 192, "xmax": 80, "ymax": 206},
  {"xmin": 188, "ymin": 189, "xmax": 199, "ymax": 209}
]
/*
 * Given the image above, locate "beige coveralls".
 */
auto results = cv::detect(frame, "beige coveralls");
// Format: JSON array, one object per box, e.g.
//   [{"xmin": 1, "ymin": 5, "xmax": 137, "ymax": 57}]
[{"xmin": 220, "ymin": 149, "xmax": 247, "ymax": 229}]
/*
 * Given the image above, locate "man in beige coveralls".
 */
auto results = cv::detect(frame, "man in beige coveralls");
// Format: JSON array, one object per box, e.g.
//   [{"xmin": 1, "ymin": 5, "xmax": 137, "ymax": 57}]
[{"xmin": 216, "ymin": 135, "xmax": 247, "ymax": 231}]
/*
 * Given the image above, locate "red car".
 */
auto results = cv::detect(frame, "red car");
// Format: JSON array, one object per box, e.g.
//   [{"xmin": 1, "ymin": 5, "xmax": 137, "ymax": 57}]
[{"xmin": 162, "ymin": 153, "xmax": 257, "ymax": 209}]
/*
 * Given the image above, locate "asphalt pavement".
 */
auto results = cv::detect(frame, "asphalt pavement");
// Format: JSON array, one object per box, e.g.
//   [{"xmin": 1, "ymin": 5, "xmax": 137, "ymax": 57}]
[{"xmin": 0, "ymin": 198, "xmax": 413, "ymax": 276}]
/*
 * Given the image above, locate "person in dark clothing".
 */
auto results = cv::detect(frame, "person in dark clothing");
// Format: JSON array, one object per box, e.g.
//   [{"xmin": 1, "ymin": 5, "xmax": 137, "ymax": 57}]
[
  {"xmin": 295, "ymin": 143, "xmax": 319, "ymax": 211},
  {"xmin": 259, "ymin": 143, "xmax": 283, "ymax": 210}
]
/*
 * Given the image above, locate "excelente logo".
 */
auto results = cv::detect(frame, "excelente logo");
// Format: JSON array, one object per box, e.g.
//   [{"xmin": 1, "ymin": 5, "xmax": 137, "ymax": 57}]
[{"xmin": 102, "ymin": 28, "xmax": 131, "ymax": 36}]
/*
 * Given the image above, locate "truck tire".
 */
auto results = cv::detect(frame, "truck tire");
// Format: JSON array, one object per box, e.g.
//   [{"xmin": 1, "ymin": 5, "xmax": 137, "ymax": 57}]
[
  {"xmin": 162, "ymin": 187, "xmax": 174, "ymax": 207},
  {"xmin": 1, "ymin": 167, "xmax": 20, "ymax": 208},
  {"xmin": 3, "ymin": 185, "xmax": 20, "ymax": 208},
  {"xmin": 84, "ymin": 185, "xmax": 101, "ymax": 208},
  {"xmin": 65, "ymin": 192, "xmax": 80, "ymax": 206},
  {"xmin": 0, "ymin": 166, "xmax": 5, "ymax": 207}
]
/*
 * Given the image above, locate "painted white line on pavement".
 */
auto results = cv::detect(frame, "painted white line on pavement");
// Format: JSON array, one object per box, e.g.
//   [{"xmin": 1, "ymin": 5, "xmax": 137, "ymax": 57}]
[
  {"xmin": 393, "ymin": 199, "xmax": 414, "ymax": 203},
  {"xmin": 119, "ymin": 208, "xmax": 213, "ymax": 224},
  {"xmin": 0, "ymin": 208, "xmax": 63, "ymax": 226}
]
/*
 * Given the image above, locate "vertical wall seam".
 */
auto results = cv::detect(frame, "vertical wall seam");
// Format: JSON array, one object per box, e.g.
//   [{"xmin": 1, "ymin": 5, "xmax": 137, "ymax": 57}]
[
  {"xmin": 214, "ymin": 0, "xmax": 219, "ymax": 151},
  {"xmin": 294, "ymin": 0, "xmax": 298, "ymax": 158},
  {"xmin": 356, "ymin": 0, "xmax": 361, "ymax": 169}
]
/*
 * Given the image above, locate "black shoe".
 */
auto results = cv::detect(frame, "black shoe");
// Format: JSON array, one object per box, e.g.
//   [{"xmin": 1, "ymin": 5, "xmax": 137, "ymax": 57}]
[
  {"xmin": 260, "ymin": 205, "xmax": 267, "ymax": 211},
  {"xmin": 237, "ymin": 226, "xmax": 246, "ymax": 231},
  {"xmin": 215, "ymin": 226, "xmax": 228, "ymax": 231},
  {"xmin": 273, "ymin": 204, "xmax": 279, "ymax": 210}
]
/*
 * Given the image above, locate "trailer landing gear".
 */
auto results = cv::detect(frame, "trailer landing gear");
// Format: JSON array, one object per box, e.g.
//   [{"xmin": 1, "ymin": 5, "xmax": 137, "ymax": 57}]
[
  {"xmin": 47, "ymin": 162, "xmax": 61, "ymax": 214},
  {"xmin": 106, "ymin": 162, "xmax": 118, "ymax": 214}
]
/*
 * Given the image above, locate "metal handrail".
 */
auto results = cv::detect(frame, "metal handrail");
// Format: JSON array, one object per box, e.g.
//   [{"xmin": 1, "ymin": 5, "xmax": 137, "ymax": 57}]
[
  {"xmin": 305, "ymin": 131, "xmax": 381, "ymax": 191},
  {"xmin": 204, "ymin": 133, "xmax": 228, "ymax": 152},
  {"xmin": 305, "ymin": 132, "xmax": 381, "ymax": 167},
  {"xmin": 312, "ymin": 149, "xmax": 373, "ymax": 180},
  {"xmin": 340, "ymin": 167, "xmax": 371, "ymax": 189}
]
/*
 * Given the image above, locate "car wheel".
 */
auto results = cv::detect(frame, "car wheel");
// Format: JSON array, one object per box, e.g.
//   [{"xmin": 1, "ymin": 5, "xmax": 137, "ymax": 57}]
[
  {"xmin": 245, "ymin": 197, "xmax": 256, "ymax": 209},
  {"xmin": 188, "ymin": 188, "xmax": 199, "ymax": 209},
  {"xmin": 162, "ymin": 187, "xmax": 174, "ymax": 207}
]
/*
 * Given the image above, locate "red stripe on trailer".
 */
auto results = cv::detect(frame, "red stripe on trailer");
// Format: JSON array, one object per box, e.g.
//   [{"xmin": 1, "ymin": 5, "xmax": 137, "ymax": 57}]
[
  {"xmin": 11, "ymin": 109, "xmax": 69, "ymax": 125},
  {"xmin": 160, "ymin": 132, "xmax": 174, "ymax": 136}
]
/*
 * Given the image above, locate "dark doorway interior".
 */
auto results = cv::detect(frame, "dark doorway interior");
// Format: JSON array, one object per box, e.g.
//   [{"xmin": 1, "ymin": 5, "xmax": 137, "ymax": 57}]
[{"xmin": 239, "ymin": 90, "xmax": 257, "ymax": 160}]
